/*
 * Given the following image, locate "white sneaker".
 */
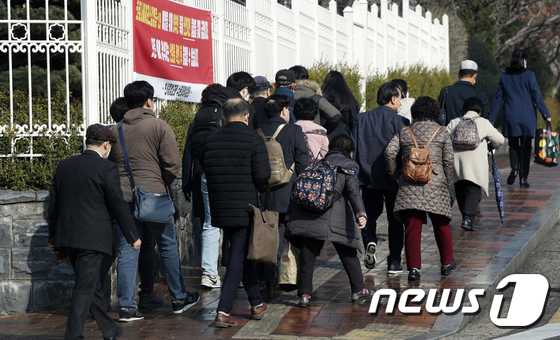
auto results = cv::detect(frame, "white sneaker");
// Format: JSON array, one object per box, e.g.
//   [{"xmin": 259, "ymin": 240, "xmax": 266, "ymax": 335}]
[
  {"xmin": 364, "ymin": 242, "xmax": 377, "ymax": 269},
  {"xmin": 201, "ymin": 274, "xmax": 222, "ymax": 288}
]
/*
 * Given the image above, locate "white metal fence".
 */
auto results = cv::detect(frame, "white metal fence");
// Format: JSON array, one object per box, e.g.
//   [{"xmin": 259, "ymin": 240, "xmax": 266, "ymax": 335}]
[
  {"xmin": 185, "ymin": 0, "xmax": 449, "ymax": 86},
  {"xmin": 0, "ymin": 0, "xmax": 85, "ymax": 158},
  {"xmin": 0, "ymin": 0, "xmax": 448, "ymax": 158}
]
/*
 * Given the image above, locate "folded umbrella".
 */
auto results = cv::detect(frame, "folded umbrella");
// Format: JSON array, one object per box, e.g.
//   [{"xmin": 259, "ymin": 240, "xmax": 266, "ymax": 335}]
[{"xmin": 491, "ymin": 152, "xmax": 505, "ymax": 224}]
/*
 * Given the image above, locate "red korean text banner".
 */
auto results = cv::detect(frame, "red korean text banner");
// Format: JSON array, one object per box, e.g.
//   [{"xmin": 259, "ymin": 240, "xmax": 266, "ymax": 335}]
[{"xmin": 133, "ymin": 0, "xmax": 213, "ymax": 102}]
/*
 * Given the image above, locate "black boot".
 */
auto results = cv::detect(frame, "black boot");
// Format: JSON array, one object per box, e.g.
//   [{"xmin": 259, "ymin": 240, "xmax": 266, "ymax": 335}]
[
  {"xmin": 520, "ymin": 178, "xmax": 530, "ymax": 188},
  {"xmin": 507, "ymin": 166, "xmax": 518, "ymax": 185}
]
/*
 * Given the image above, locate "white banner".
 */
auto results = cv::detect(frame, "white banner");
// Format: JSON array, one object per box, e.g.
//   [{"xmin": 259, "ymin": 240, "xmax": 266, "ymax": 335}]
[{"xmin": 134, "ymin": 73, "xmax": 205, "ymax": 103}]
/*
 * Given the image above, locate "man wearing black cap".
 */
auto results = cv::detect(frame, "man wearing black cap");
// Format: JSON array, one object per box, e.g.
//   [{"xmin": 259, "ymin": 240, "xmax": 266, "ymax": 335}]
[
  {"xmin": 251, "ymin": 75, "xmax": 273, "ymax": 128},
  {"xmin": 273, "ymin": 69, "xmax": 297, "ymax": 123},
  {"xmin": 48, "ymin": 124, "xmax": 141, "ymax": 340},
  {"xmin": 438, "ymin": 60, "xmax": 490, "ymax": 125}
]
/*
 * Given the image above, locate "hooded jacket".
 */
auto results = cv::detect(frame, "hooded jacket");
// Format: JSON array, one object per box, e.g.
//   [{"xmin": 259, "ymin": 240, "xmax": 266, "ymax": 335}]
[{"xmin": 293, "ymin": 80, "xmax": 341, "ymax": 128}]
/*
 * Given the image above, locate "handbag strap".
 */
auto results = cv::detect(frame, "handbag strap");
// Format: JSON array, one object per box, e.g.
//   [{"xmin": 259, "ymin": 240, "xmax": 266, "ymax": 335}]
[
  {"xmin": 118, "ymin": 121, "xmax": 136, "ymax": 190},
  {"xmin": 546, "ymin": 121, "xmax": 553, "ymax": 138}
]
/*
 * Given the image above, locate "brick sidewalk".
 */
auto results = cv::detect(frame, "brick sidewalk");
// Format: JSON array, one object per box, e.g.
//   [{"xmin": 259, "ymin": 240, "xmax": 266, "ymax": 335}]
[{"xmin": 1, "ymin": 155, "xmax": 559, "ymax": 339}]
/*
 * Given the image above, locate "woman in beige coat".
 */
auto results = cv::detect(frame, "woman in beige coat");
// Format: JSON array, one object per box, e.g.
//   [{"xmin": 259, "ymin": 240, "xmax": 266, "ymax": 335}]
[{"xmin": 447, "ymin": 97, "xmax": 505, "ymax": 231}]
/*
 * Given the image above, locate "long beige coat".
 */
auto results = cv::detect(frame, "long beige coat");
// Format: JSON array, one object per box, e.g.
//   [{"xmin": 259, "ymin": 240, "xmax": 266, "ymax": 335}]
[{"xmin": 447, "ymin": 111, "xmax": 505, "ymax": 195}]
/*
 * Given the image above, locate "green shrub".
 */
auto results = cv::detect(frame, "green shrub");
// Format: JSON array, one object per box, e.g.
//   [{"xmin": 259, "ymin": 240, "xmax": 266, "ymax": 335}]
[
  {"xmin": 544, "ymin": 97, "xmax": 560, "ymax": 132},
  {"xmin": 365, "ymin": 64, "xmax": 456, "ymax": 111},
  {"xmin": 0, "ymin": 90, "xmax": 83, "ymax": 190},
  {"xmin": 157, "ymin": 101, "xmax": 198, "ymax": 155}
]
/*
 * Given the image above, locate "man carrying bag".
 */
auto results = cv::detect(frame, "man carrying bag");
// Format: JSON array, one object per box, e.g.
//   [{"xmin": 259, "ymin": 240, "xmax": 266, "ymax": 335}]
[
  {"xmin": 203, "ymin": 98, "xmax": 272, "ymax": 327},
  {"xmin": 109, "ymin": 81, "xmax": 200, "ymax": 319}
]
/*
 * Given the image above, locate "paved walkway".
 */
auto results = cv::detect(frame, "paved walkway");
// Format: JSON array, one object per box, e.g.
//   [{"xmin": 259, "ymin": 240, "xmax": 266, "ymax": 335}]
[{"xmin": 1, "ymin": 155, "xmax": 560, "ymax": 339}]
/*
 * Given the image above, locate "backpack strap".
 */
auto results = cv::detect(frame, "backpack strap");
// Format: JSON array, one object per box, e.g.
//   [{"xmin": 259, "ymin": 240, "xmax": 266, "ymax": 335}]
[
  {"xmin": 424, "ymin": 126, "xmax": 442, "ymax": 148},
  {"xmin": 257, "ymin": 125, "xmax": 295, "ymax": 173},
  {"xmin": 272, "ymin": 124, "xmax": 285, "ymax": 139},
  {"xmin": 256, "ymin": 128, "xmax": 266, "ymax": 139},
  {"xmin": 407, "ymin": 126, "xmax": 419, "ymax": 148},
  {"xmin": 429, "ymin": 126, "xmax": 443, "ymax": 169},
  {"xmin": 305, "ymin": 128, "xmax": 327, "ymax": 136}
]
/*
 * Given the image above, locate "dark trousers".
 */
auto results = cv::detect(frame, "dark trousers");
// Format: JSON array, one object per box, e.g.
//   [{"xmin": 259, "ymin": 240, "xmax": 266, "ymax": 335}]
[
  {"xmin": 137, "ymin": 229, "xmax": 156, "ymax": 297},
  {"xmin": 361, "ymin": 188, "xmax": 404, "ymax": 265},
  {"xmin": 297, "ymin": 236, "xmax": 364, "ymax": 296},
  {"xmin": 65, "ymin": 248, "xmax": 118, "ymax": 340},
  {"xmin": 404, "ymin": 210, "xmax": 453, "ymax": 269},
  {"xmin": 217, "ymin": 227, "xmax": 263, "ymax": 314},
  {"xmin": 509, "ymin": 136, "xmax": 532, "ymax": 179},
  {"xmin": 454, "ymin": 180, "xmax": 482, "ymax": 221},
  {"xmin": 263, "ymin": 214, "xmax": 288, "ymax": 287}
]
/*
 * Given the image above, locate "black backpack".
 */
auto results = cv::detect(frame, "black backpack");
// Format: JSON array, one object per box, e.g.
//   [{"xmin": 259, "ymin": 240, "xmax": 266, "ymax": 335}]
[{"xmin": 188, "ymin": 99, "xmax": 224, "ymax": 162}]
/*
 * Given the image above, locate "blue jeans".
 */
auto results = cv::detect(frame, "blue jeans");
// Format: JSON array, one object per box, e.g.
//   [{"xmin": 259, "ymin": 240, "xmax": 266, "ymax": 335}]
[
  {"xmin": 117, "ymin": 206, "xmax": 187, "ymax": 308},
  {"xmin": 201, "ymin": 173, "xmax": 220, "ymax": 277}
]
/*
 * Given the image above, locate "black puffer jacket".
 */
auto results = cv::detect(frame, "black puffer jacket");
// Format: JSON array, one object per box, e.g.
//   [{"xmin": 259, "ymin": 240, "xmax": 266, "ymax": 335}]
[
  {"xmin": 286, "ymin": 151, "xmax": 367, "ymax": 251},
  {"xmin": 203, "ymin": 122, "xmax": 271, "ymax": 228}
]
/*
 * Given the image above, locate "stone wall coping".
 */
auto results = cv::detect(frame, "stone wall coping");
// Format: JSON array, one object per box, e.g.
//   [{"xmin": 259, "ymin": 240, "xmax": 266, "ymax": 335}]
[{"xmin": 0, "ymin": 190, "xmax": 50, "ymax": 205}]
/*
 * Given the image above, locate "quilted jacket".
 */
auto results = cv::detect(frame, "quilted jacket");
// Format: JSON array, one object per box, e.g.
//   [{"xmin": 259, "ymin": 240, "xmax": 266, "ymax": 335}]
[
  {"xmin": 286, "ymin": 151, "xmax": 367, "ymax": 251},
  {"xmin": 203, "ymin": 121, "xmax": 271, "ymax": 228},
  {"xmin": 384, "ymin": 120, "xmax": 454, "ymax": 222}
]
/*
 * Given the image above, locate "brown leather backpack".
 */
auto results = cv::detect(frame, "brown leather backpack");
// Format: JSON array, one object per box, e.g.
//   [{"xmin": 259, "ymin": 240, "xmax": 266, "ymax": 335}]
[{"xmin": 402, "ymin": 126, "xmax": 442, "ymax": 183}]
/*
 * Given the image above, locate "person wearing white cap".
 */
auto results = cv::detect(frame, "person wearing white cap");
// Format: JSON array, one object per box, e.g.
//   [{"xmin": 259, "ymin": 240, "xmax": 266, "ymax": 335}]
[{"xmin": 437, "ymin": 60, "xmax": 490, "ymax": 126}]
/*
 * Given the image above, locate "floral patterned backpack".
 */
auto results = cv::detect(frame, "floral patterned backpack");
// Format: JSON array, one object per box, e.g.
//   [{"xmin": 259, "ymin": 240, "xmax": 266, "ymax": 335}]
[
  {"xmin": 451, "ymin": 117, "xmax": 481, "ymax": 150},
  {"xmin": 290, "ymin": 158, "xmax": 356, "ymax": 212}
]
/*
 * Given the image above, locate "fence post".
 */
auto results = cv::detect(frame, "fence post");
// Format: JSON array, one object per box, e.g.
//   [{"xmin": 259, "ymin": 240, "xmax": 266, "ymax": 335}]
[
  {"xmin": 343, "ymin": 6, "xmax": 353, "ymax": 63},
  {"xmin": 125, "ymin": 0, "xmax": 133, "ymax": 87},
  {"xmin": 247, "ymin": 0, "xmax": 256, "ymax": 77},
  {"xmin": 292, "ymin": 0, "xmax": 301, "ymax": 65},
  {"xmin": 425, "ymin": 10, "xmax": 432, "ymax": 68},
  {"xmin": 216, "ymin": 0, "xmax": 226, "ymax": 84},
  {"xmin": 352, "ymin": 0, "xmax": 368, "ymax": 111},
  {"xmin": 329, "ymin": 0, "xmax": 337, "ymax": 63},
  {"xmin": 402, "ymin": 1, "xmax": 409, "ymax": 68},
  {"xmin": 271, "ymin": 1, "xmax": 279, "ymax": 76},
  {"xmin": 82, "ymin": 0, "xmax": 100, "ymax": 126},
  {"xmin": 442, "ymin": 14, "xmax": 449, "ymax": 71}
]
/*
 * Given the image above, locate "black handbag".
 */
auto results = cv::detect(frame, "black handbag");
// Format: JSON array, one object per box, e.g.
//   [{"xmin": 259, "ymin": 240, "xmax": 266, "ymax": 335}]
[{"xmin": 118, "ymin": 122, "xmax": 175, "ymax": 224}]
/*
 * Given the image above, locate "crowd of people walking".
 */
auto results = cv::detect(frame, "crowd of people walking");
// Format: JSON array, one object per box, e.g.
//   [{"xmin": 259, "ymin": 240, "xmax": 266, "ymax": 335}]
[{"xmin": 47, "ymin": 49, "xmax": 551, "ymax": 339}]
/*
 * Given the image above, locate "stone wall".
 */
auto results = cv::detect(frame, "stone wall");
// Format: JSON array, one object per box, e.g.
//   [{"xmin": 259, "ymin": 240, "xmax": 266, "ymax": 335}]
[{"xmin": 0, "ymin": 177, "xmax": 200, "ymax": 316}]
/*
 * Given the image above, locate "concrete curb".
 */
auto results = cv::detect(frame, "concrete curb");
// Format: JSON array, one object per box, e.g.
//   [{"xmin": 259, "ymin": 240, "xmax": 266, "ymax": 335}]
[{"xmin": 415, "ymin": 188, "xmax": 560, "ymax": 340}]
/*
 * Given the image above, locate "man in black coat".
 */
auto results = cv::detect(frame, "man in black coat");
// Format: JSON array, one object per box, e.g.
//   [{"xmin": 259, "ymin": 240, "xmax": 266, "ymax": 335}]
[
  {"xmin": 250, "ymin": 76, "xmax": 272, "ymax": 128},
  {"xmin": 48, "ymin": 124, "xmax": 141, "ymax": 340},
  {"xmin": 258, "ymin": 94, "xmax": 309, "ymax": 292},
  {"xmin": 351, "ymin": 82, "xmax": 407, "ymax": 275},
  {"xmin": 438, "ymin": 60, "xmax": 490, "ymax": 125},
  {"xmin": 227, "ymin": 71, "xmax": 258, "ymax": 129},
  {"xmin": 203, "ymin": 98, "xmax": 271, "ymax": 327}
]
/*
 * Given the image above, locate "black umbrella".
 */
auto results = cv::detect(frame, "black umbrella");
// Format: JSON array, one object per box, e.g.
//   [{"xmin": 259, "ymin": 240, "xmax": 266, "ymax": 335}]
[{"xmin": 491, "ymin": 152, "xmax": 505, "ymax": 224}]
